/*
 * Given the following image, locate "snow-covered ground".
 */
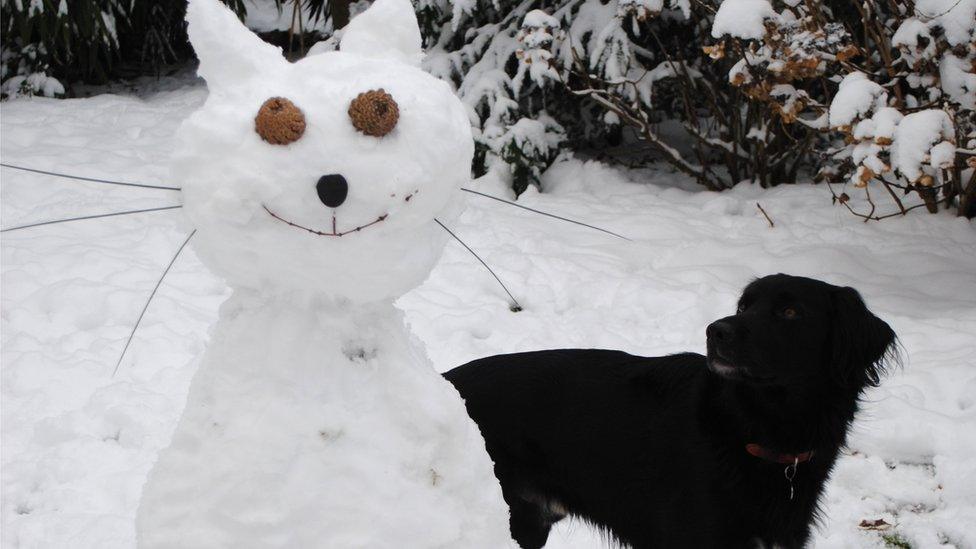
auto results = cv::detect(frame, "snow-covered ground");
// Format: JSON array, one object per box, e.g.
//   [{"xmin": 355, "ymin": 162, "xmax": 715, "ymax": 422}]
[{"xmin": 2, "ymin": 77, "xmax": 975, "ymax": 548}]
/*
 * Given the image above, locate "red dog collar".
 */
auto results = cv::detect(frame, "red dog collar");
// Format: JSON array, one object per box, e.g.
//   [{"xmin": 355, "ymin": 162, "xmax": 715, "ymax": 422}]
[{"xmin": 745, "ymin": 444, "xmax": 814, "ymax": 464}]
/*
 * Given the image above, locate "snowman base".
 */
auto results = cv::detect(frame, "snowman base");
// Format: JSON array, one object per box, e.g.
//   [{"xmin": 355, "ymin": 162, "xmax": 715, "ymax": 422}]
[{"xmin": 137, "ymin": 291, "xmax": 512, "ymax": 547}]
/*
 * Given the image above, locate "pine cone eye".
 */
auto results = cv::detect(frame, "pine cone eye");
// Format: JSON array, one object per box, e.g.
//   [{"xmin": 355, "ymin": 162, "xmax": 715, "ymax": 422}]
[
  {"xmin": 255, "ymin": 97, "xmax": 306, "ymax": 145},
  {"xmin": 348, "ymin": 89, "xmax": 399, "ymax": 137}
]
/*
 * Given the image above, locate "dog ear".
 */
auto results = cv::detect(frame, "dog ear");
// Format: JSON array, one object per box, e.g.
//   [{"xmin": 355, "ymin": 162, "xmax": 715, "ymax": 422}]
[{"xmin": 830, "ymin": 286, "xmax": 897, "ymax": 389}]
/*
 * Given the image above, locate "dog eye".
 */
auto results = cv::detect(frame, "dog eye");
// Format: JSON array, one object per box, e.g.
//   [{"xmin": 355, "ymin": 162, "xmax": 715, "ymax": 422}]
[{"xmin": 780, "ymin": 307, "xmax": 799, "ymax": 319}]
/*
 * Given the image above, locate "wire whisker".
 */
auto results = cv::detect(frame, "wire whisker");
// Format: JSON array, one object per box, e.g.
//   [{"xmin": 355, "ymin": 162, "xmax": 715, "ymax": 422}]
[
  {"xmin": 434, "ymin": 219, "xmax": 523, "ymax": 312},
  {"xmin": 460, "ymin": 188, "xmax": 632, "ymax": 241},
  {"xmin": 1, "ymin": 163, "xmax": 181, "ymax": 191},
  {"xmin": 1, "ymin": 205, "xmax": 183, "ymax": 233},
  {"xmin": 113, "ymin": 229, "xmax": 196, "ymax": 377}
]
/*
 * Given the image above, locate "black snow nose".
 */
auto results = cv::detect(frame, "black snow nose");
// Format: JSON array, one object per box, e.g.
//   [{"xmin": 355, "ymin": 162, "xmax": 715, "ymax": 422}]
[{"xmin": 316, "ymin": 174, "xmax": 348, "ymax": 208}]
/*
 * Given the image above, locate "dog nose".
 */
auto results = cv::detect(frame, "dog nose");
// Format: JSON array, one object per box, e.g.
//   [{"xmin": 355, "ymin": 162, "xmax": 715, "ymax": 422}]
[
  {"xmin": 316, "ymin": 174, "xmax": 348, "ymax": 208},
  {"xmin": 706, "ymin": 320, "xmax": 736, "ymax": 342}
]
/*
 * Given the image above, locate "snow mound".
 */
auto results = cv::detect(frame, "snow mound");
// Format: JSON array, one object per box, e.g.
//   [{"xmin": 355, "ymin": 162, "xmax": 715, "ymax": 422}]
[
  {"xmin": 939, "ymin": 55, "xmax": 976, "ymax": 109},
  {"xmin": 711, "ymin": 0, "xmax": 778, "ymax": 40},
  {"xmin": 137, "ymin": 296, "xmax": 512, "ymax": 548},
  {"xmin": 891, "ymin": 109, "xmax": 955, "ymax": 182},
  {"xmin": 136, "ymin": 0, "xmax": 513, "ymax": 546},
  {"xmin": 852, "ymin": 107, "xmax": 902, "ymax": 143},
  {"xmin": 913, "ymin": 0, "xmax": 976, "ymax": 46},
  {"xmin": 828, "ymin": 72, "xmax": 888, "ymax": 128},
  {"xmin": 522, "ymin": 9, "xmax": 560, "ymax": 30}
]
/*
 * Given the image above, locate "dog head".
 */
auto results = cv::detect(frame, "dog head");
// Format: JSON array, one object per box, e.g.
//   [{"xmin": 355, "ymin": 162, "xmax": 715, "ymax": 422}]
[{"xmin": 706, "ymin": 274, "xmax": 897, "ymax": 389}]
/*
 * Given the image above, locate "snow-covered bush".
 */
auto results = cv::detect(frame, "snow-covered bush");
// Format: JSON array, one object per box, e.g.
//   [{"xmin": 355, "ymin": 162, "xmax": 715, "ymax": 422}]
[
  {"xmin": 416, "ymin": 3, "xmax": 582, "ymax": 195},
  {"xmin": 410, "ymin": 0, "xmax": 627, "ymax": 190},
  {"xmin": 0, "ymin": 1, "xmax": 352, "ymax": 98},
  {"xmin": 1, "ymin": 70, "xmax": 65, "ymax": 99},
  {"xmin": 415, "ymin": 0, "xmax": 974, "ymax": 212},
  {"xmin": 412, "ymin": 0, "xmax": 832, "ymax": 193},
  {"xmin": 710, "ymin": 0, "xmax": 976, "ymax": 217},
  {"xmin": 578, "ymin": 0, "xmax": 841, "ymax": 190},
  {"xmin": 0, "ymin": 0, "xmax": 115, "ymax": 98}
]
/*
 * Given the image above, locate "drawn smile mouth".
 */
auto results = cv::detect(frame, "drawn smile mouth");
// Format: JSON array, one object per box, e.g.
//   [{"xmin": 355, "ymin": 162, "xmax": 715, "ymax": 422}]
[{"xmin": 263, "ymin": 205, "xmax": 388, "ymax": 237}]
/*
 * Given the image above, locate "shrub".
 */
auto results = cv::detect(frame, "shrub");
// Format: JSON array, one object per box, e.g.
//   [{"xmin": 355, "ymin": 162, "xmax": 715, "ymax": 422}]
[
  {"xmin": 414, "ymin": 0, "xmax": 831, "ymax": 194},
  {"xmin": 418, "ymin": 0, "xmax": 974, "ymax": 215},
  {"xmin": 710, "ymin": 0, "xmax": 976, "ymax": 217}
]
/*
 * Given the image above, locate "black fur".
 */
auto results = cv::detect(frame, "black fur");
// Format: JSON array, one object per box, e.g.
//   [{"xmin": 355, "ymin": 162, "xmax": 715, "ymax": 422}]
[{"xmin": 445, "ymin": 274, "xmax": 897, "ymax": 548}]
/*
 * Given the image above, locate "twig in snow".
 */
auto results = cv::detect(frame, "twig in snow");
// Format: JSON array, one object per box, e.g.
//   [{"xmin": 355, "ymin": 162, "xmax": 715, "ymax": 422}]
[
  {"xmin": 434, "ymin": 219, "xmax": 523, "ymax": 312},
  {"xmin": 113, "ymin": 230, "xmax": 196, "ymax": 377},
  {"xmin": 1, "ymin": 205, "xmax": 183, "ymax": 233},
  {"xmin": 461, "ymin": 188, "xmax": 631, "ymax": 241},
  {"xmin": 1, "ymin": 163, "xmax": 181, "ymax": 191},
  {"xmin": 756, "ymin": 203, "xmax": 775, "ymax": 228}
]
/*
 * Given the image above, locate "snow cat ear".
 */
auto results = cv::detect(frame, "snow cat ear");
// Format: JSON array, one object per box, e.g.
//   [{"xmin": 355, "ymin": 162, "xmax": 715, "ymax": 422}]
[
  {"xmin": 340, "ymin": 0, "xmax": 424, "ymax": 66},
  {"xmin": 186, "ymin": 0, "xmax": 286, "ymax": 89}
]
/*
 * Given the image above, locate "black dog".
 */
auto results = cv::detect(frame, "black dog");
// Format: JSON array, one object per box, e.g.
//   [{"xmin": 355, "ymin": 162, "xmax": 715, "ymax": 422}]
[{"xmin": 445, "ymin": 274, "xmax": 897, "ymax": 548}]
